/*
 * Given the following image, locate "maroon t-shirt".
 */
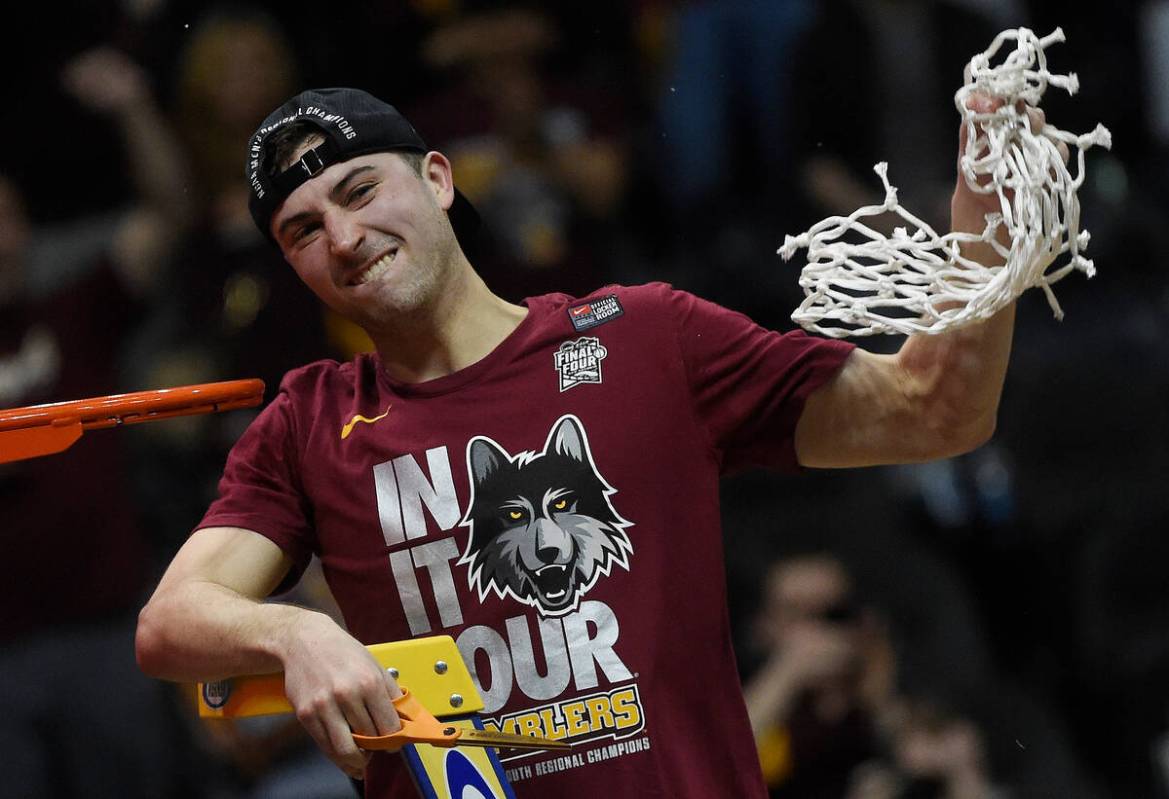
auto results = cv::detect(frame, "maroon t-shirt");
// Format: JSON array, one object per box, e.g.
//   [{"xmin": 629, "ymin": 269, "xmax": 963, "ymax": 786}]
[{"xmin": 200, "ymin": 283, "xmax": 855, "ymax": 797}]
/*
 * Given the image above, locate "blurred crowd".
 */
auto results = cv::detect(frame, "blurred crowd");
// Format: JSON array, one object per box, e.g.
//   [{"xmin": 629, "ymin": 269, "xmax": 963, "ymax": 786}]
[{"xmin": 2, "ymin": 1, "xmax": 1168, "ymax": 797}]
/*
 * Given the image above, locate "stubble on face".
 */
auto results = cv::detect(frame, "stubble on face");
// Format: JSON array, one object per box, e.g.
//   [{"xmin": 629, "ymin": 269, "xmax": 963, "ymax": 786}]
[{"xmin": 358, "ymin": 182, "xmax": 462, "ymax": 330}]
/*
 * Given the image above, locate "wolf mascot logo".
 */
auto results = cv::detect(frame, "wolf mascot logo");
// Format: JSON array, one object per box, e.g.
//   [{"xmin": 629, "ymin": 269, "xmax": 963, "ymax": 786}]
[{"xmin": 459, "ymin": 415, "xmax": 633, "ymax": 616}]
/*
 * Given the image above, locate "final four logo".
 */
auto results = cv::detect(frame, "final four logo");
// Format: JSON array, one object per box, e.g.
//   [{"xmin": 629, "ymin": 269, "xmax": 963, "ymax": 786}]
[{"xmin": 554, "ymin": 337, "xmax": 607, "ymax": 392}]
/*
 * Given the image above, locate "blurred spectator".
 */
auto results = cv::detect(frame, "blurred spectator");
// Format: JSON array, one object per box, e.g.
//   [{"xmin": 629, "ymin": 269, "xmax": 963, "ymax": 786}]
[
  {"xmin": 121, "ymin": 11, "xmax": 358, "ymax": 796},
  {"xmin": 636, "ymin": 0, "xmax": 817, "ymax": 326},
  {"xmin": 0, "ymin": 46, "xmax": 195, "ymax": 798},
  {"xmin": 790, "ymin": 1, "xmax": 995, "ymax": 234},
  {"xmin": 174, "ymin": 6, "xmax": 298, "ymax": 235},
  {"xmin": 127, "ymin": 7, "xmax": 340, "ymax": 550},
  {"xmin": 728, "ymin": 472, "xmax": 1097, "ymax": 798},
  {"xmin": 743, "ymin": 553, "xmax": 891, "ymax": 797},
  {"xmin": 847, "ymin": 697, "xmax": 1005, "ymax": 799},
  {"xmin": 654, "ymin": 0, "xmax": 815, "ymax": 216},
  {"xmin": 410, "ymin": 6, "xmax": 632, "ymax": 301}
]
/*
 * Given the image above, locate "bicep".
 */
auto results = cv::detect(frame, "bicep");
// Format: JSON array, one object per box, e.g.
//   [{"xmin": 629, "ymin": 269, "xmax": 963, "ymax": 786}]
[
  {"xmin": 156, "ymin": 526, "xmax": 294, "ymax": 600},
  {"xmin": 794, "ymin": 348, "xmax": 923, "ymax": 468}
]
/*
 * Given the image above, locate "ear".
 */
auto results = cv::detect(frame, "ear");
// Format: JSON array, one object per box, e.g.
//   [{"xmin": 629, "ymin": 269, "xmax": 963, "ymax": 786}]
[
  {"xmin": 469, "ymin": 437, "xmax": 510, "ymax": 486},
  {"xmin": 548, "ymin": 416, "xmax": 588, "ymax": 464},
  {"xmin": 422, "ymin": 151, "xmax": 456, "ymax": 213}
]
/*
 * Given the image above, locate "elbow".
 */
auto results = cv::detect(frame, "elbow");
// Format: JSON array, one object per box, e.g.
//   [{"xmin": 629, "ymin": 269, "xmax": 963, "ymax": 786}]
[
  {"xmin": 893, "ymin": 354, "xmax": 1000, "ymax": 463},
  {"xmin": 934, "ymin": 411, "xmax": 997, "ymax": 459},
  {"xmin": 135, "ymin": 599, "xmax": 170, "ymax": 679},
  {"xmin": 907, "ymin": 396, "xmax": 997, "ymax": 461},
  {"xmin": 971, "ymin": 413, "xmax": 997, "ymax": 450}
]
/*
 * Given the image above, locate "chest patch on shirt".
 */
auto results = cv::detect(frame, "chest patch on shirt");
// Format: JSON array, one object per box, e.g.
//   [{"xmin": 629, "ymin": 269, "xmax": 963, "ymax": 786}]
[
  {"xmin": 553, "ymin": 337, "xmax": 607, "ymax": 392},
  {"xmin": 566, "ymin": 295, "xmax": 624, "ymax": 331}
]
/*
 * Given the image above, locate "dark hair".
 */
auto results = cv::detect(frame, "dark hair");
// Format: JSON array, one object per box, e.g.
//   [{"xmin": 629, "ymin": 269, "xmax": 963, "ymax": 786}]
[{"xmin": 262, "ymin": 120, "xmax": 425, "ymax": 179}]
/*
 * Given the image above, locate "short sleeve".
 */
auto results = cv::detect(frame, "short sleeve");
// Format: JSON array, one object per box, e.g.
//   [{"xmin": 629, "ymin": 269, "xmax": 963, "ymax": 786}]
[
  {"xmin": 197, "ymin": 388, "xmax": 316, "ymax": 590},
  {"xmin": 667, "ymin": 287, "xmax": 856, "ymax": 474}
]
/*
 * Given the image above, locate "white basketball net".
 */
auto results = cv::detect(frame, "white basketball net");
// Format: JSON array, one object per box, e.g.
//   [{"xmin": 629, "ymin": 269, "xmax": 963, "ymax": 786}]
[{"xmin": 778, "ymin": 27, "xmax": 1112, "ymax": 337}]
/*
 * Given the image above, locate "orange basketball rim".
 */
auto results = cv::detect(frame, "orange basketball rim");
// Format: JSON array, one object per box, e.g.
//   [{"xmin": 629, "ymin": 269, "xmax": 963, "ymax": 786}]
[{"xmin": 0, "ymin": 379, "xmax": 265, "ymax": 464}]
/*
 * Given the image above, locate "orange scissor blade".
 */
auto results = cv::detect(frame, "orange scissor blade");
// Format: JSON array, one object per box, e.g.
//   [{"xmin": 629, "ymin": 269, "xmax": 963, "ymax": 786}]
[
  {"xmin": 455, "ymin": 729, "xmax": 571, "ymax": 751},
  {"xmin": 0, "ymin": 421, "xmax": 83, "ymax": 464},
  {"xmin": 353, "ymin": 727, "xmax": 569, "ymax": 753},
  {"xmin": 350, "ymin": 687, "xmax": 571, "ymax": 753}
]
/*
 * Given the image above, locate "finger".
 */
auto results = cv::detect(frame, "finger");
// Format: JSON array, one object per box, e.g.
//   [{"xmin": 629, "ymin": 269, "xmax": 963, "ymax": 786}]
[
  {"xmin": 385, "ymin": 666, "xmax": 404, "ymax": 699},
  {"xmin": 366, "ymin": 671, "xmax": 403, "ymax": 736},
  {"xmin": 319, "ymin": 704, "xmax": 369, "ymax": 778},
  {"xmin": 338, "ymin": 689, "xmax": 379, "ymax": 737},
  {"xmin": 299, "ymin": 709, "xmax": 365, "ymax": 779},
  {"xmin": 1025, "ymin": 106, "xmax": 1047, "ymax": 135},
  {"xmin": 965, "ymin": 91, "xmax": 1004, "ymax": 115}
]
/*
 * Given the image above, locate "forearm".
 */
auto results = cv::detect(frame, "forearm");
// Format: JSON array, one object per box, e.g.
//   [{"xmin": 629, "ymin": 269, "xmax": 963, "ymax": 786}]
[
  {"xmin": 139, "ymin": 530, "xmax": 401, "ymax": 777},
  {"xmin": 895, "ymin": 304, "xmax": 1015, "ymax": 448},
  {"xmin": 116, "ymin": 100, "xmax": 194, "ymax": 225},
  {"xmin": 743, "ymin": 657, "xmax": 805, "ymax": 738},
  {"xmin": 62, "ymin": 48, "xmax": 193, "ymax": 227},
  {"xmin": 893, "ymin": 199, "xmax": 1016, "ymax": 449},
  {"xmin": 136, "ymin": 578, "xmax": 333, "ymax": 683}
]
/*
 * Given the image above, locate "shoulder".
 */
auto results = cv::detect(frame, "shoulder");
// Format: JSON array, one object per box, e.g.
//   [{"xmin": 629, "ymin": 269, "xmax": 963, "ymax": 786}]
[
  {"xmin": 531, "ymin": 282, "xmax": 694, "ymax": 326},
  {"xmin": 277, "ymin": 355, "xmax": 371, "ymax": 394},
  {"xmin": 272, "ymin": 355, "xmax": 381, "ymax": 419},
  {"xmin": 244, "ymin": 356, "xmax": 380, "ymax": 452}
]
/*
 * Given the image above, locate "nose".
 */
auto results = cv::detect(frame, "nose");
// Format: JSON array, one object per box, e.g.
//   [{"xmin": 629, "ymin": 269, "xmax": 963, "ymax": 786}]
[
  {"xmin": 535, "ymin": 518, "xmax": 572, "ymax": 564},
  {"xmin": 324, "ymin": 209, "xmax": 364, "ymax": 259}
]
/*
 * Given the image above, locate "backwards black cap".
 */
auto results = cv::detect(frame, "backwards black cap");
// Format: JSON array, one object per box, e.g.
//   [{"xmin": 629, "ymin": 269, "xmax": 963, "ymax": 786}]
[{"xmin": 246, "ymin": 87, "xmax": 479, "ymax": 246}]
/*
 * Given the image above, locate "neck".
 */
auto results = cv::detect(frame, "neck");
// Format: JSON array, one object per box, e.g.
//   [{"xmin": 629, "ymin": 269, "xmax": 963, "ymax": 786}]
[{"xmin": 368, "ymin": 261, "xmax": 528, "ymax": 384}]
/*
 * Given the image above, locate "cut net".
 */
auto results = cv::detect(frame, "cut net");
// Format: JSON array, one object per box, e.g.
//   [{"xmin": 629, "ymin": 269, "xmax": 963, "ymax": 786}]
[{"xmin": 778, "ymin": 27, "xmax": 1112, "ymax": 337}]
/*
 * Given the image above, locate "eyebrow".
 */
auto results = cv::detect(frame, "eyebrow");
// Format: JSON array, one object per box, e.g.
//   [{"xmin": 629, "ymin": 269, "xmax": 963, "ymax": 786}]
[
  {"xmin": 329, "ymin": 165, "xmax": 377, "ymax": 203},
  {"xmin": 276, "ymin": 165, "xmax": 378, "ymax": 239}
]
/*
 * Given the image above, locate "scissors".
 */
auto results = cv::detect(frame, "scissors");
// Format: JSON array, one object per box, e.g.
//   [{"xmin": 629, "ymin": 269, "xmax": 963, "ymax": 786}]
[{"xmin": 353, "ymin": 688, "xmax": 571, "ymax": 753}]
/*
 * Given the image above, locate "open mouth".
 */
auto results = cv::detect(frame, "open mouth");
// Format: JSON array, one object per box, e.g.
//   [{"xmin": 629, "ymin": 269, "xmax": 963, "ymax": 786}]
[
  {"xmin": 533, "ymin": 564, "xmax": 572, "ymax": 602},
  {"xmin": 351, "ymin": 246, "xmax": 399, "ymax": 286}
]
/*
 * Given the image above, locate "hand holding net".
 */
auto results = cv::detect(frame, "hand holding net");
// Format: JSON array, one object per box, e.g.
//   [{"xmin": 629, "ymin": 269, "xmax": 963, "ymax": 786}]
[{"xmin": 778, "ymin": 27, "xmax": 1112, "ymax": 337}]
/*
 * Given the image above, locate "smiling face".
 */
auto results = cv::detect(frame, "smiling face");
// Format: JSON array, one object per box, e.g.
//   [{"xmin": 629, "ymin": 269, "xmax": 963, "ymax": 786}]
[{"xmin": 269, "ymin": 145, "xmax": 463, "ymax": 331}]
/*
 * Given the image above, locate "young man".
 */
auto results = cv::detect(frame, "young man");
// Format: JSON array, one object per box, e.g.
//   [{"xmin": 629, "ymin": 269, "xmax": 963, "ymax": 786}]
[{"xmin": 137, "ymin": 87, "xmax": 1023, "ymax": 797}]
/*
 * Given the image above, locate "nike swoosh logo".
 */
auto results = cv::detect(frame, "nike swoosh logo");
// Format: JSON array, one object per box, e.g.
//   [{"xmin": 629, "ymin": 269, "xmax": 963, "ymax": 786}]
[{"xmin": 340, "ymin": 405, "xmax": 392, "ymax": 440}]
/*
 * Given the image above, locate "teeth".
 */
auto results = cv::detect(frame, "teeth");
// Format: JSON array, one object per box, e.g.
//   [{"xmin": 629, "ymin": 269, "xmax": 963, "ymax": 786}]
[
  {"xmin": 536, "ymin": 565, "xmax": 565, "ymax": 576},
  {"xmin": 355, "ymin": 251, "xmax": 397, "ymax": 285},
  {"xmin": 545, "ymin": 589, "xmax": 566, "ymax": 599}
]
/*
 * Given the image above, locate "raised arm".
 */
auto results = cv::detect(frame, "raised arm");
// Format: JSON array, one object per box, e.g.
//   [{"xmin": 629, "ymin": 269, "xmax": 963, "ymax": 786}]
[
  {"xmin": 60, "ymin": 47, "xmax": 193, "ymax": 294},
  {"xmin": 136, "ymin": 526, "xmax": 401, "ymax": 779},
  {"xmin": 794, "ymin": 95, "xmax": 1052, "ymax": 468}
]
